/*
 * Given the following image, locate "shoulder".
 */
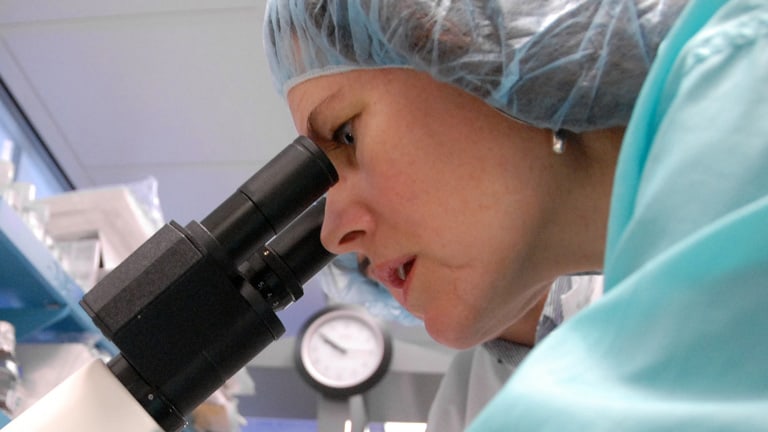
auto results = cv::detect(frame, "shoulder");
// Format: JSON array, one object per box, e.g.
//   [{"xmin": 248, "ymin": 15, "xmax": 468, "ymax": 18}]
[
  {"xmin": 672, "ymin": 0, "xmax": 767, "ymax": 84},
  {"xmin": 655, "ymin": 0, "xmax": 767, "ymax": 120},
  {"xmin": 606, "ymin": 0, "xmax": 768, "ymax": 270}
]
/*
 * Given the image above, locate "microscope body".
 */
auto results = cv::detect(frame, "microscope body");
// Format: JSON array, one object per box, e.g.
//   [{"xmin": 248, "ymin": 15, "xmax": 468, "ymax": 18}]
[
  {"xmin": 83, "ymin": 218, "xmax": 286, "ymax": 429},
  {"xmin": 1, "ymin": 136, "xmax": 338, "ymax": 431}
]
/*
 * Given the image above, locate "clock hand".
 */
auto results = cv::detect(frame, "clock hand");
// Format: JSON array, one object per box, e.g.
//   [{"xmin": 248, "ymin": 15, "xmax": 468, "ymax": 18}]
[{"xmin": 320, "ymin": 333, "xmax": 348, "ymax": 355}]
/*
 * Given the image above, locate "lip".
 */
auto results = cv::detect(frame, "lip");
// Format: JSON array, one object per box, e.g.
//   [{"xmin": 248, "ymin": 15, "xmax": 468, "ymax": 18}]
[{"xmin": 370, "ymin": 256, "xmax": 416, "ymax": 299}]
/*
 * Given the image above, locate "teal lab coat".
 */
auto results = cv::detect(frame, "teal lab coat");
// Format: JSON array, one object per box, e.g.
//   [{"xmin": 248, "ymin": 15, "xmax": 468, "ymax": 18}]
[{"xmin": 469, "ymin": 0, "xmax": 768, "ymax": 430}]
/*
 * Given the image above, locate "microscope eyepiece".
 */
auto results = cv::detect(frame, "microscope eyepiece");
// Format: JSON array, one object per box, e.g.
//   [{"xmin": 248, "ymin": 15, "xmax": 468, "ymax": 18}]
[
  {"xmin": 201, "ymin": 136, "xmax": 338, "ymax": 264},
  {"xmin": 241, "ymin": 198, "xmax": 333, "ymax": 311}
]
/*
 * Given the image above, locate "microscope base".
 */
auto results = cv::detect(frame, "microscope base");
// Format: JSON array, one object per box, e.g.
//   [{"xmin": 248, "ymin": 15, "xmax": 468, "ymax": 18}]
[{"xmin": 2, "ymin": 359, "xmax": 162, "ymax": 431}]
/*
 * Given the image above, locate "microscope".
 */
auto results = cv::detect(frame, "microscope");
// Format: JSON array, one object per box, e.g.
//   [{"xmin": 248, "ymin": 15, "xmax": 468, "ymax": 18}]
[{"xmin": 2, "ymin": 136, "xmax": 338, "ymax": 431}]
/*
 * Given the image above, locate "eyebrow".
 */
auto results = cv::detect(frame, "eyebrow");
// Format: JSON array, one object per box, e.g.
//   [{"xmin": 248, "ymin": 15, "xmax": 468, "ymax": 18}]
[{"xmin": 306, "ymin": 89, "xmax": 343, "ymax": 141}]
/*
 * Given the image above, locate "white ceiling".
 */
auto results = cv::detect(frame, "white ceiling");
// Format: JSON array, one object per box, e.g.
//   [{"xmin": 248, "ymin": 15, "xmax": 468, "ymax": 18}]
[{"xmin": 0, "ymin": 0, "xmax": 297, "ymax": 224}]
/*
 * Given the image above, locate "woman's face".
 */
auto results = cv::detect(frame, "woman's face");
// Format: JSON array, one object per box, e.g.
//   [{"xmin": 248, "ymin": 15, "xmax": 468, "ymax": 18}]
[{"xmin": 288, "ymin": 68, "xmax": 565, "ymax": 348}]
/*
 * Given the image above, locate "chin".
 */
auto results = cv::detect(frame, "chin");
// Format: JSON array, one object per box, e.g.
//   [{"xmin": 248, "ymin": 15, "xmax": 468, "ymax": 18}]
[{"xmin": 423, "ymin": 315, "xmax": 487, "ymax": 350}]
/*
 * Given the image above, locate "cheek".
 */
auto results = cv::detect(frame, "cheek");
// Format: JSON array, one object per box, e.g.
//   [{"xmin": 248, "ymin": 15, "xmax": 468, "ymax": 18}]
[
  {"xmin": 357, "ymin": 141, "xmax": 426, "ymax": 216},
  {"xmin": 414, "ymin": 253, "xmax": 546, "ymax": 349},
  {"xmin": 401, "ymin": 264, "xmax": 496, "ymax": 348}
]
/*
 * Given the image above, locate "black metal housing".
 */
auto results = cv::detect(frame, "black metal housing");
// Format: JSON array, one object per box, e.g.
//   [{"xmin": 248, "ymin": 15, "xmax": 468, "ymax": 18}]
[{"xmin": 80, "ymin": 137, "xmax": 337, "ymax": 431}]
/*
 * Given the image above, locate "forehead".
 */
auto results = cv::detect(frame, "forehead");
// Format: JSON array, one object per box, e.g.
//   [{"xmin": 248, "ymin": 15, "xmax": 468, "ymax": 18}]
[
  {"xmin": 287, "ymin": 68, "xmax": 428, "ymax": 134},
  {"xmin": 287, "ymin": 73, "xmax": 351, "ymax": 135}
]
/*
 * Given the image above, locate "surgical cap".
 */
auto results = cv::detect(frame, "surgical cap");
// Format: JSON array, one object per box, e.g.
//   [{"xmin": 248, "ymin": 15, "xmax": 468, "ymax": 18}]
[
  {"xmin": 264, "ymin": 0, "xmax": 687, "ymax": 132},
  {"xmin": 319, "ymin": 253, "xmax": 422, "ymax": 326}
]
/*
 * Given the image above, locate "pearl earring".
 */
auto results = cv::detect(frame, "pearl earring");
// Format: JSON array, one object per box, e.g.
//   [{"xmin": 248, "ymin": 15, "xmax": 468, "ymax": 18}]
[{"xmin": 552, "ymin": 130, "xmax": 566, "ymax": 154}]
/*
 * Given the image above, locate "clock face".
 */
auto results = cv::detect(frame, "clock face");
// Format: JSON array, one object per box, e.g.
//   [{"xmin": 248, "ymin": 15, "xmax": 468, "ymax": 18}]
[{"xmin": 296, "ymin": 305, "xmax": 392, "ymax": 398}]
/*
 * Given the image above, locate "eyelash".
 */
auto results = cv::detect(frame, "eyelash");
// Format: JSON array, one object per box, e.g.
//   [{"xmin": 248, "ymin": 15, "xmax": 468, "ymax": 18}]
[{"xmin": 331, "ymin": 120, "xmax": 355, "ymax": 149}]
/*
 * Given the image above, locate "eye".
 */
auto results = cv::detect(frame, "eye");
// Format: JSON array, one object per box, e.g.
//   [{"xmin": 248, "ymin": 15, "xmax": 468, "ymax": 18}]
[{"xmin": 332, "ymin": 120, "xmax": 355, "ymax": 147}]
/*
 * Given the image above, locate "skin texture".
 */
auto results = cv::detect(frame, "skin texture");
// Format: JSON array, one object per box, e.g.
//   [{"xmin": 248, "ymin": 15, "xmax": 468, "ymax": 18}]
[
  {"xmin": 357, "ymin": 253, "xmax": 547, "ymax": 347},
  {"xmin": 288, "ymin": 68, "xmax": 622, "ymax": 349}
]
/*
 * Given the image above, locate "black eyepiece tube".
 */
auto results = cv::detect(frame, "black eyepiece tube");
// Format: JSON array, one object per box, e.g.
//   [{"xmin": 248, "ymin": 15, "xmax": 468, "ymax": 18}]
[
  {"xmin": 201, "ymin": 136, "xmax": 338, "ymax": 264},
  {"xmin": 267, "ymin": 197, "xmax": 334, "ymax": 289}
]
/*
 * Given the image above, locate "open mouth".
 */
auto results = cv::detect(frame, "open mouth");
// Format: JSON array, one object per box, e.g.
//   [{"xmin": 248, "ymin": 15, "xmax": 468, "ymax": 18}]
[
  {"xmin": 395, "ymin": 259, "xmax": 415, "ymax": 283},
  {"xmin": 372, "ymin": 257, "xmax": 416, "ymax": 291},
  {"xmin": 386, "ymin": 257, "xmax": 415, "ymax": 290}
]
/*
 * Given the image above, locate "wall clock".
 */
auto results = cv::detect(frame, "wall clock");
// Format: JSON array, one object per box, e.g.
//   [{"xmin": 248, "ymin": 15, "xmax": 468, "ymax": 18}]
[{"xmin": 295, "ymin": 304, "xmax": 392, "ymax": 398}]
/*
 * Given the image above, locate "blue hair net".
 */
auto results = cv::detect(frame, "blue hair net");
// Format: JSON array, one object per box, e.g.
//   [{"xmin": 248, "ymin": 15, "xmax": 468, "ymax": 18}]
[
  {"xmin": 264, "ymin": 0, "xmax": 686, "ymax": 132},
  {"xmin": 319, "ymin": 253, "xmax": 423, "ymax": 326}
]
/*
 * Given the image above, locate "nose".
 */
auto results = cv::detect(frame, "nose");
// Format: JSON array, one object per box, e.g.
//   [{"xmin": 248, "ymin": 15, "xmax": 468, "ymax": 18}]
[{"xmin": 320, "ymin": 182, "xmax": 374, "ymax": 255}]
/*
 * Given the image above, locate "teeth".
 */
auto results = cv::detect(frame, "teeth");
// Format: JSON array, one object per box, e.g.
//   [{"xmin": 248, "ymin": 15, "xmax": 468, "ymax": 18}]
[{"xmin": 397, "ymin": 265, "xmax": 407, "ymax": 281}]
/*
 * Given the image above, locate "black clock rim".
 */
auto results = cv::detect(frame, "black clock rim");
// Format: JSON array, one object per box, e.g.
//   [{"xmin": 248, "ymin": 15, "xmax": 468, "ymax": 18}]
[{"xmin": 294, "ymin": 304, "xmax": 393, "ymax": 399}]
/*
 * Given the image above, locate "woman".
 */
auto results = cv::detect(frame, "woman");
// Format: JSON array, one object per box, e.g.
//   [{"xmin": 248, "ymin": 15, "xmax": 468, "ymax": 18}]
[{"xmin": 264, "ymin": 0, "xmax": 768, "ymax": 430}]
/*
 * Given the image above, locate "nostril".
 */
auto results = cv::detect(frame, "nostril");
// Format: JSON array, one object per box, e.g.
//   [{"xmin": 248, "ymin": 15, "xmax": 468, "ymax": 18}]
[{"xmin": 338, "ymin": 230, "xmax": 365, "ymax": 246}]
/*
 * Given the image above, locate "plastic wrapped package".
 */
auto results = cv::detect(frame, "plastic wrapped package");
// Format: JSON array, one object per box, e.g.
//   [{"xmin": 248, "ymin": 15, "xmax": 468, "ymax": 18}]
[
  {"xmin": 123, "ymin": 176, "xmax": 165, "ymax": 232},
  {"xmin": 39, "ymin": 177, "xmax": 166, "ymax": 290},
  {"xmin": 187, "ymin": 368, "xmax": 255, "ymax": 432},
  {"xmin": 0, "ymin": 322, "xmax": 19, "ymax": 418}
]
